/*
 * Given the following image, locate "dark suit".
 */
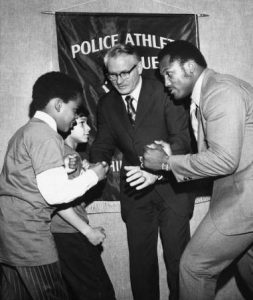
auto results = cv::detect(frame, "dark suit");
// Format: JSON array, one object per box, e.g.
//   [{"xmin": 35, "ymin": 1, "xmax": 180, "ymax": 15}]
[{"xmin": 90, "ymin": 78, "xmax": 194, "ymax": 300}]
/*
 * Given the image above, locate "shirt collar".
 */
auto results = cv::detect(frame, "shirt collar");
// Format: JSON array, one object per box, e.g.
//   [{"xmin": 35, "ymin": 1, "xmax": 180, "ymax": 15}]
[
  {"xmin": 34, "ymin": 111, "xmax": 57, "ymax": 132},
  {"xmin": 191, "ymin": 69, "xmax": 206, "ymax": 107},
  {"xmin": 122, "ymin": 77, "xmax": 142, "ymax": 102}
]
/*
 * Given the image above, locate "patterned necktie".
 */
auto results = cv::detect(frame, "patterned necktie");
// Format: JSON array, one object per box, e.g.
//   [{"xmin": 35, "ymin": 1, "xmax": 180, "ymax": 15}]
[
  {"xmin": 125, "ymin": 95, "xmax": 136, "ymax": 126},
  {"xmin": 190, "ymin": 102, "xmax": 199, "ymax": 141}
]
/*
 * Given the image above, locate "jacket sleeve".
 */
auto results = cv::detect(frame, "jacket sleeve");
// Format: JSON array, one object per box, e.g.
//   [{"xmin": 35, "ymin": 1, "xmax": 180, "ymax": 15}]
[
  {"xmin": 170, "ymin": 86, "xmax": 245, "ymax": 182},
  {"xmin": 164, "ymin": 97, "xmax": 192, "ymax": 155},
  {"xmin": 89, "ymin": 99, "xmax": 117, "ymax": 164}
]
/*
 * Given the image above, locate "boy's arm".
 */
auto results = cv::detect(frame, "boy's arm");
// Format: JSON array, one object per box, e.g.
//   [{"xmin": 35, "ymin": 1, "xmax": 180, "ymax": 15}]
[
  {"xmin": 57, "ymin": 207, "xmax": 106, "ymax": 246},
  {"xmin": 37, "ymin": 162, "xmax": 108, "ymax": 205}
]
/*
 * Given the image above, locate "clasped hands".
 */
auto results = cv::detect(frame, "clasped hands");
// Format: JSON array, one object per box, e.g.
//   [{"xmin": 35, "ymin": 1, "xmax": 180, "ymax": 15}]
[
  {"xmin": 125, "ymin": 141, "xmax": 172, "ymax": 190},
  {"xmin": 64, "ymin": 155, "xmax": 109, "ymax": 182}
]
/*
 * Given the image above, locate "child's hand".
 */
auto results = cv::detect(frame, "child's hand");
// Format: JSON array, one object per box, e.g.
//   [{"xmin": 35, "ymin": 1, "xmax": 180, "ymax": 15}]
[
  {"xmin": 82, "ymin": 159, "xmax": 90, "ymax": 171},
  {"xmin": 85, "ymin": 226, "xmax": 106, "ymax": 245},
  {"xmin": 64, "ymin": 154, "xmax": 78, "ymax": 174}
]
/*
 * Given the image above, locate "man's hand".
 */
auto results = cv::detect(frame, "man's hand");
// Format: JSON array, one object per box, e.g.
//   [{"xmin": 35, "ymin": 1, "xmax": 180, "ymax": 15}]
[
  {"xmin": 85, "ymin": 226, "xmax": 106, "ymax": 246},
  {"xmin": 143, "ymin": 142, "xmax": 170, "ymax": 171},
  {"xmin": 89, "ymin": 162, "xmax": 109, "ymax": 181},
  {"xmin": 64, "ymin": 154, "xmax": 79, "ymax": 174},
  {"xmin": 154, "ymin": 140, "xmax": 172, "ymax": 156},
  {"xmin": 124, "ymin": 166, "xmax": 158, "ymax": 190}
]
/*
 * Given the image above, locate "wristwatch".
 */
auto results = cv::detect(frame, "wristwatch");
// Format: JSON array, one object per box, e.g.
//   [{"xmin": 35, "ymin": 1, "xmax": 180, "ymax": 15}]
[{"xmin": 161, "ymin": 156, "xmax": 170, "ymax": 171}]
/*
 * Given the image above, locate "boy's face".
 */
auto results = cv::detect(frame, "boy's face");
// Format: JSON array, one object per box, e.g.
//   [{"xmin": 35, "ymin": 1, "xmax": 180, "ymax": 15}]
[
  {"xmin": 71, "ymin": 116, "xmax": 90, "ymax": 143},
  {"xmin": 57, "ymin": 96, "xmax": 82, "ymax": 132}
]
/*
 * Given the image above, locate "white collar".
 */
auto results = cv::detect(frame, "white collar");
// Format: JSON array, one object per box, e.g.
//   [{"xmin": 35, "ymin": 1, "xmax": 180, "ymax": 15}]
[
  {"xmin": 34, "ymin": 111, "xmax": 57, "ymax": 132},
  {"xmin": 191, "ymin": 69, "xmax": 206, "ymax": 107},
  {"xmin": 122, "ymin": 77, "xmax": 142, "ymax": 102}
]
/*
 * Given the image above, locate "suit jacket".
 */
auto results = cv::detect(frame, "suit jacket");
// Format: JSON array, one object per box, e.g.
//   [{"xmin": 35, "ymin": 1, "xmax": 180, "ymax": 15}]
[
  {"xmin": 90, "ymin": 78, "xmax": 194, "ymax": 218},
  {"xmin": 170, "ymin": 68, "xmax": 253, "ymax": 235}
]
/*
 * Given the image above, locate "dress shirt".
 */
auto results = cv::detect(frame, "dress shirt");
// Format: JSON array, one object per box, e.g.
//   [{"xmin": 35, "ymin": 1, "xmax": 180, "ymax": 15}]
[
  {"xmin": 34, "ymin": 111, "xmax": 57, "ymax": 132},
  {"xmin": 190, "ymin": 70, "xmax": 206, "ymax": 141},
  {"xmin": 122, "ymin": 77, "xmax": 142, "ymax": 111},
  {"xmin": 35, "ymin": 111, "xmax": 98, "ymax": 205},
  {"xmin": 190, "ymin": 102, "xmax": 199, "ymax": 141}
]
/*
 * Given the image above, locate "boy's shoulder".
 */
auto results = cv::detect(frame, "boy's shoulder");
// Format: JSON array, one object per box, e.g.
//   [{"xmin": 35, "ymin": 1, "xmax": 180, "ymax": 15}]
[
  {"xmin": 8, "ymin": 118, "xmax": 63, "ymax": 151},
  {"xmin": 25, "ymin": 118, "xmax": 60, "ymax": 141}
]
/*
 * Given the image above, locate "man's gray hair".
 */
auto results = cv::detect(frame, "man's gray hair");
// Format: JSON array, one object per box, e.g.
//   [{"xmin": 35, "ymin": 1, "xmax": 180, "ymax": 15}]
[{"xmin": 104, "ymin": 43, "xmax": 141, "ymax": 68}]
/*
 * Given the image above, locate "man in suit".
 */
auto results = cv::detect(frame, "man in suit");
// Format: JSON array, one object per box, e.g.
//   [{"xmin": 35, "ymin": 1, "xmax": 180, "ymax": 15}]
[
  {"xmin": 89, "ymin": 43, "xmax": 194, "ymax": 300},
  {"xmin": 140, "ymin": 40, "xmax": 253, "ymax": 299}
]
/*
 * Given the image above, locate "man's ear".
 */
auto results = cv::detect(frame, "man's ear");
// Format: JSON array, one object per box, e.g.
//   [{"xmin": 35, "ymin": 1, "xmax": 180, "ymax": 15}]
[
  {"xmin": 183, "ymin": 60, "xmax": 196, "ymax": 77},
  {"xmin": 137, "ymin": 61, "xmax": 143, "ymax": 75},
  {"xmin": 54, "ymin": 98, "xmax": 63, "ymax": 112}
]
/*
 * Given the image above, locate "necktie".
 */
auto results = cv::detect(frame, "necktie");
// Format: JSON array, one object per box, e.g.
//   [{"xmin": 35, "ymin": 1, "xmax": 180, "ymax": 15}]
[
  {"xmin": 125, "ymin": 95, "xmax": 136, "ymax": 126},
  {"xmin": 190, "ymin": 102, "xmax": 199, "ymax": 141}
]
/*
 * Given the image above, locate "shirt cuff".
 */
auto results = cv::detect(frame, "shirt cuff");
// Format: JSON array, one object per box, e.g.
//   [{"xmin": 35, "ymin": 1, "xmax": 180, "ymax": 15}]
[
  {"xmin": 82, "ymin": 169, "xmax": 99, "ymax": 187},
  {"xmin": 37, "ymin": 167, "xmax": 99, "ymax": 205}
]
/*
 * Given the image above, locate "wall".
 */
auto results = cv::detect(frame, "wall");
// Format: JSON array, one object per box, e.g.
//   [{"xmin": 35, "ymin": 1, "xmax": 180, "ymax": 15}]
[{"xmin": 0, "ymin": 0, "xmax": 253, "ymax": 299}]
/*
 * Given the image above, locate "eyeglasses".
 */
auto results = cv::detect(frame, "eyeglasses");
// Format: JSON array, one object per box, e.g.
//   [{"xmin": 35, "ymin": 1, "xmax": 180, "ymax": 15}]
[{"xmin": 107, "ymin": 64, "xmax": 138, "ymax": 81}]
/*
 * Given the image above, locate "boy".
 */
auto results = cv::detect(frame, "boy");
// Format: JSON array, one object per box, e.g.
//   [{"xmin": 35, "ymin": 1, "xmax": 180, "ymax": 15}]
[
  {"xmin": 0, "ymin": 72, "xmax": 108, "ymax": 300},
  {"xmin": 51, "ymin": 111, "xmax": 116, "ymax": 300}
]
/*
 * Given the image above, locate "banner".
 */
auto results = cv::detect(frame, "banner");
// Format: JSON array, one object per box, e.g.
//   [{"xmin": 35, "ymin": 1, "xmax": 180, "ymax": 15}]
[{"xmin": 56, "ymin": 13, "xmax": 199, "ymax": 208}]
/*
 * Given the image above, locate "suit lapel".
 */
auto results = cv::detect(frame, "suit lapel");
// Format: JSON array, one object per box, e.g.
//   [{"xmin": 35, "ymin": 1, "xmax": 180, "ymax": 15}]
[
  {"xmin": 197, "ymin": 111, "xmax": 206, "ymax": 151},
  {"xmin": 197, "ymin": 69, "xmax": 215, "ymax": 152},
  {"xmin": 111, "ymin": 79, "xmax": 155, "ymax": 136},
  {"xmin": 112, "ymin": 91, "xmax": 135, "ymax": 137},
  {"xmin": 134, "ymin": 80, "xmax": 155, "ymax": 129}
]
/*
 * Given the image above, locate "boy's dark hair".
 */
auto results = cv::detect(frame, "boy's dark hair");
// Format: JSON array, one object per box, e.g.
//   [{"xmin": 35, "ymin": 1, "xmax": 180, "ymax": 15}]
[
  {"xmin": 158, "ymin": 40, "xmax": 207, "ymax": 68},
  {"xmin": 29, "ymin": 71, "xmax": 83, "ymax": 117},
  {"xmin": 76, "ymin": 105, "xmax": 89, "ymax": 118}
]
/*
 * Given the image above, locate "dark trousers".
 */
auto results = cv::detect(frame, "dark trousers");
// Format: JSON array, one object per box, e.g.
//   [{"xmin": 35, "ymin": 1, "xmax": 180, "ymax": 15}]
[
  {"xmin": 53, "ymin": 232, "xmax": 116, "ymax": 300},
  {"xmin": 1, "ymin": 262, "xmax": 69, "ymax": 300},
  {"xmin": 125, "ymin": 190, "xmax": 191, "ymax": 300}
]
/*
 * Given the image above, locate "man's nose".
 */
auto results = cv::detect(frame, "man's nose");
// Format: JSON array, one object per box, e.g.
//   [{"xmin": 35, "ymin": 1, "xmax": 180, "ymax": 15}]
[
  {"xmin": 116, "ymin": 75, "xmax": 124, "ymax": 84},
  {"xmin": 164, "ymin": 77, "xmax": 172, "ymax": 87}
]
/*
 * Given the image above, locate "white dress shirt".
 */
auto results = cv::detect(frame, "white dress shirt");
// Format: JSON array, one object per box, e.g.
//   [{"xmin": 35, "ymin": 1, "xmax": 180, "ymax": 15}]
[
  {"xmin": 190, "ymin": 70, "xmax": 206, "ymax": 141},
  {"xmin": 122, "ymin": 77, "xmax": 142, "ymax": 111}
]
